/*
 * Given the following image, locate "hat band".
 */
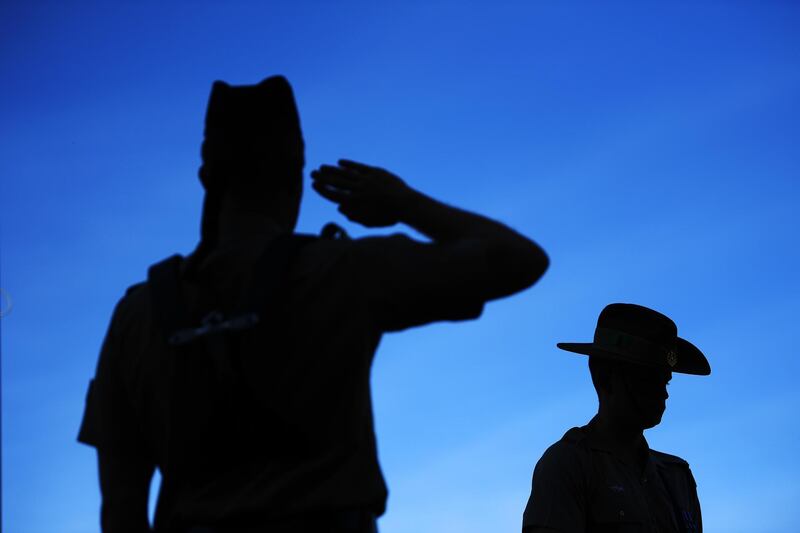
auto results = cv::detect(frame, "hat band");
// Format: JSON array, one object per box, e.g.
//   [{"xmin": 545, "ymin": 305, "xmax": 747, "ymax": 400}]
[{"xmin": 594, "ymin": 327, "xmax": 678, "ymax": 368}]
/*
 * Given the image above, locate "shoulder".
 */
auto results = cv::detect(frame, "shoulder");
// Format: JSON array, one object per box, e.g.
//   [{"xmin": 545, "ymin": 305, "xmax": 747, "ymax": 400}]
[
  {"xmin": 535, "ymin": 427, "xmax": 593, "ymax": 475},
  {"xmin": 649, "ymin": 448, "xmax": 690, "ymax": 468},
  {"xmin": 524, "ymin": 427, "xmax": 593, "ymax": 530},
  {"xmin": 550, "ymin": 425, "xmax": 593, "ymax": 458},
  {"xmin": 105, "ymin": 265, "xmax": 162, "ymax": 344},
  {"xmin": 111, "ymin": 281, "xmax": 149, "ymax": 324},
  {"xmin": 124, "ymin": 281, "xmax": 147, "ymax": 300},
  {"xmin": 650, "ymin": 448, "xmax": 697, "ymax": 486},
  {"xmin": 295, "ymin": 230, "xmax": 418, "ymax": 271},
  {"xmin": 291, "ymin": 228, "xmax": 355, "ymax": 275},
  {"xmin": 94, "ymin": 281, "xmax": 151, "ymax": 358},
  {"xmin": 561, "ymin": 426, "xmax": 591, "ymax": 446}
]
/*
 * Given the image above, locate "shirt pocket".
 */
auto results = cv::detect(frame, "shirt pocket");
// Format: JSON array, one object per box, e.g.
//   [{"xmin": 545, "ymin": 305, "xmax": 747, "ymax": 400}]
[{"xmin": 590, "ymin": 496, "xmax": 646, "ymax": 533}]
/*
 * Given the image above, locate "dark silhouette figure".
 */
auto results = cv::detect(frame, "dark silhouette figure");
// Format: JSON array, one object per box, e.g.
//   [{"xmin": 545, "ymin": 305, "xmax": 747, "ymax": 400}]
[
  {"xmin": 78, "ymin": 76, "xmax": 549, "ymax": 533},
  {"xmin": 522, "ymin": 303, "xmax": 710, "ymax": 533}
]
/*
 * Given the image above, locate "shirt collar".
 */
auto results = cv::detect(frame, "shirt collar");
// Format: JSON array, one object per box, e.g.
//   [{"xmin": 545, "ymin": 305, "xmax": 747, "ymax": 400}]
[
  {"xmin": 217, "ymin": 212, "xmax": 285, "ymax": 245},
  {"xmin": 583, "ymin": 416, "xmax": 651, "ymax": 466}
]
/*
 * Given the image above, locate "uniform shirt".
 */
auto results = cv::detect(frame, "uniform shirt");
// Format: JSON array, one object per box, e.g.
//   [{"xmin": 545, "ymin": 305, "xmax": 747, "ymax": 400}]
[
  {"xmin": 79, "ymin": 229, "xmax": 489, "ymax": 530},
  {"xmin": 522, "ymin": 419, "xmax": 702, "ymax": 533}
]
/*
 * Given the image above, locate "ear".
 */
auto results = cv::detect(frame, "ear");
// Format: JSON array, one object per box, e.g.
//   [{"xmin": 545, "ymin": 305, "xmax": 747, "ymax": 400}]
[{"xmin": 606, "ymin": 368, "xmax": 620, "ymax": 396}]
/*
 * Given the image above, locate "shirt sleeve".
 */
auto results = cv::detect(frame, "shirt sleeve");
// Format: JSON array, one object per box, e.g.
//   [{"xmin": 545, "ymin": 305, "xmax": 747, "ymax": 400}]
[
  {"xmin": 688, "ymin": 468, "xmax": 703, "ymax": 533},
  {"xmin": 77, "ymin": 300, "xmax": 144, "ymax": 454},
  {"xmin": 523, "ymin": 443, "xmax": 588, "ymax": 533},
  {"xmin": 349, "ymin": 234, "xmax": 489, "ymax": 332}
]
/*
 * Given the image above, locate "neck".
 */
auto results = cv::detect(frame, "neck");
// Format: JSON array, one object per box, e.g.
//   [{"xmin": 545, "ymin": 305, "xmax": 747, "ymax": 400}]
[
  {"xmin": 216, "ymin": 207, "xmax": 287, "ymax": 244},
  {"xmin": 212, "ymin": 190, "xmax": 297, "ymax": 245},
  {"xmin": 592, "ymin": 408, "xmax": 647, "ymax": 462}
]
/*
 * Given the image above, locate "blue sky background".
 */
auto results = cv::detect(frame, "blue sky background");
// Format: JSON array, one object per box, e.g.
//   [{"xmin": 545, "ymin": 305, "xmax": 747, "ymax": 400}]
[{"xmin": 2, "ymin": 2, "xmax": 799, "ymax": 532}]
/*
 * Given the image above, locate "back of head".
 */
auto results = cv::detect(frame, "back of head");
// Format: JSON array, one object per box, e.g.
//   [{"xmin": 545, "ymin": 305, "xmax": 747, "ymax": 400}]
[{"xmin": 589, "ymin": 356, "xmax": 616, "ymax": 397}]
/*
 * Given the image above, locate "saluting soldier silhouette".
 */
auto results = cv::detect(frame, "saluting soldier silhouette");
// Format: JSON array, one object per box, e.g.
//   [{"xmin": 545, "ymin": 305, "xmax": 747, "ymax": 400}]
[
  {"xmin": 78, "ymin": 75, "xmax": 549, "ymax": 533},
  {"xmin": 522, "ymin": 303, "xmax": 709, "ymax": 533}
]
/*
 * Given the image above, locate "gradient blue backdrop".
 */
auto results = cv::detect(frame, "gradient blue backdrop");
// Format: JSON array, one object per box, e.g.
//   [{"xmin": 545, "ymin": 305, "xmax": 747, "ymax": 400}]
[{"xmin": 3, "ymin": 2, "xmax": 799, "ymax": 532}]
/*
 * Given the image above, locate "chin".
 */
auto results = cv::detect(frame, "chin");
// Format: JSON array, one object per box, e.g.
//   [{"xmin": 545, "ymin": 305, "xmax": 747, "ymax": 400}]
[
  {"xmin": 642, "ymin": 411, "xmax": 665, "ymax": 430},
  {"xmin": 642, "ymin": 419, "xmax": 661, "ymax": 430}
]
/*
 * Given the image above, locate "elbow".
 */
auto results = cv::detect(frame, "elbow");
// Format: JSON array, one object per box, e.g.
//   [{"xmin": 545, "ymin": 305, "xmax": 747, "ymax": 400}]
[
  {"xmin": 513, "ymin": 243, "xmax": 549, "ymax": 292},
  {"xmin": 484, "ymin": 240, "xmax": 549, "ymax": 300},
  {"xmin": 526, "ymin": 243, "xmax": 550, "ymax": 287}
]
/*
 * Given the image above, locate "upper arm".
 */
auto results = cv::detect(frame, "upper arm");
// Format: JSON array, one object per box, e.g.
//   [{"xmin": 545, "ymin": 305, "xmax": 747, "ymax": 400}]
[
  {"xmin": 350, "ymin": 234, "xmax": 489, "ymax": 331},
  {"xmin": 522, "ymin": 444, "xmax": 588, "ymax": 533},
  {"xmin": 79, "ymin": 300, "xmax": 155, "ymax": 531},
  {"xmin": 678, "ymin": 465, "xmax": 703, "ymax": 533},
  {"xmin": 79, "ymin": 300, "xmax": 145, "ymax": 450}
]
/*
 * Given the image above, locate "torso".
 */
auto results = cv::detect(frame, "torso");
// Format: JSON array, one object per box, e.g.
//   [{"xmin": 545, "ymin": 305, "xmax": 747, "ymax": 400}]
[{"xmin": 523, "ymin": 422, "xmax": 702, "ymax": 533}]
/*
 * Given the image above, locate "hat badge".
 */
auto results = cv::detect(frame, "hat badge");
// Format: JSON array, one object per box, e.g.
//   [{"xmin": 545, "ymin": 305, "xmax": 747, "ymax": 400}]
[{"xmin": 666, "ymin": 349, "xmax": 678, "ymax": 368}]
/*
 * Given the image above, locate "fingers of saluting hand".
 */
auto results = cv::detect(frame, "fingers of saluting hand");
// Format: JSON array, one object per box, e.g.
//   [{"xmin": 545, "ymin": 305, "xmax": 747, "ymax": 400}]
[
  {"xmin": 338, "ymin": 159, "xmax": 377, "ymax": 173},
  {"xmin": 311, "ymin": 165, "xmax": 364, "ymax": 190},
  {"xmin": 311, "ymin": 180, "xmax": 351, "ymax": 204}
]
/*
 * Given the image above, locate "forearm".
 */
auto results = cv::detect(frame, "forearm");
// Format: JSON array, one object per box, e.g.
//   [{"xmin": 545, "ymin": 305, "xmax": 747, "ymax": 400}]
[
  {"xmin": 311, "ymin": 159, "xmax": 549, "ymax": 298},
  {"xmin": 399, "ymin": 189, "xmax": 549, "ymax": 298}
]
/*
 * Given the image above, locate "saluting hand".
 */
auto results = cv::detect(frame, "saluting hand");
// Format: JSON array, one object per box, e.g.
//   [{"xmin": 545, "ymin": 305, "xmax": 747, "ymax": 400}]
[{"xmin": 311, "ymin": 160, "xmax": 415, "ymax": 228}]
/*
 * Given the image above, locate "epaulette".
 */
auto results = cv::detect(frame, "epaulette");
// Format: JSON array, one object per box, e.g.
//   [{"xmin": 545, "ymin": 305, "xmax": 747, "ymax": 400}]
[
  {"xmin": 650, "ymin": 449, "xmax": 690, "ymax": 468},
  {"xmin": 320, "ymin": 222, "xmax": 349, "ymax": 240}
]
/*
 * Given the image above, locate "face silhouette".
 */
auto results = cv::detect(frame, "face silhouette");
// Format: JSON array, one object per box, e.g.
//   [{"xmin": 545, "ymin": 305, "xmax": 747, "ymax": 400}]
[
  {"xmin": 609, "ymin": 363, "xmax": 672, "ymax": 430},
  {"xmin": 227, "ymin": 133, "xmax": 304, "ymax": 227}
]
